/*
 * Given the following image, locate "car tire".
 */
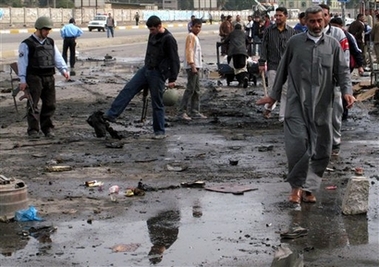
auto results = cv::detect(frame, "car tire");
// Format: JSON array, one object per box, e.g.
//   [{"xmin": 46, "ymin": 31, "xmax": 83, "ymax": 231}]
[{"xmin": 89, "ymin": 28, "xmax": 92, "ymax": 32}]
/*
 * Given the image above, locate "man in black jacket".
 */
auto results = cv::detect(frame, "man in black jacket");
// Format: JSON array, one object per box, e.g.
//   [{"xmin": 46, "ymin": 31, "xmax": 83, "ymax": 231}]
[{"xmin": 102, "ymin": 15, "xmax": 180, "ymax": 139}]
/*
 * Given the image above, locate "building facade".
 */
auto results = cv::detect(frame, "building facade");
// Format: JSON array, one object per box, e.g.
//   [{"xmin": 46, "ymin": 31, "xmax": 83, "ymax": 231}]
[{"xmin": 163, "ymin": 0, "xmax": 178, "ymax": 9}]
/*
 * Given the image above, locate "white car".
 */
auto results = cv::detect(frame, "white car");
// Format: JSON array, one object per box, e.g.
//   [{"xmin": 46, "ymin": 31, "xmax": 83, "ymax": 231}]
[
  {"xmin": 88, "ymin": 14, "xmax": 117, "ymax": 32},
  {"xmin": 345, "ymin": 17, "xmax": 354, "ymax": 26}
]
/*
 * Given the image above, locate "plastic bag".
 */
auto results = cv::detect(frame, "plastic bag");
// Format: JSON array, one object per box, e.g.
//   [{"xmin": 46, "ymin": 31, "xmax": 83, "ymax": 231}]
[{"xmin": 15, "ymin": 206, "xmax": 43, "ymax": 222}]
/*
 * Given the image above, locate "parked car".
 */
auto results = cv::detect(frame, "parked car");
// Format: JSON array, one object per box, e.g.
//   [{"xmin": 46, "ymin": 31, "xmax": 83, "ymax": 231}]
[
  {"xmin": 88, "ymin": 14, "xmax": 117, "ymax": 32},
  {"xmin": 345, "ymin": 17, "xmax": 354, "ymax": 27}
]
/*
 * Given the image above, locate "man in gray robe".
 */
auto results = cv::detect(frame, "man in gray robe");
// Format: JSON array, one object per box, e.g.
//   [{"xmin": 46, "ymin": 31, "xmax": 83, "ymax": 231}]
[{"xmin": 256, "ymin": 6, "xmax": 355, "ymax": 204}]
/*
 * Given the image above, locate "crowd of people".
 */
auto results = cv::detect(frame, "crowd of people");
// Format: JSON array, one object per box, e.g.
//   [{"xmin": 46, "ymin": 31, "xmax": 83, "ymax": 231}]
[
  {"xmin": 19, "ymin": 5, "xmax": 379, "ymax": 204},
  {"xmin": 13, "ymin": 7, "xmax": 379, "ymax": 264},
  {"xmin": 214, "ymin": 5, "xmax": 374, "ymax": 204}
]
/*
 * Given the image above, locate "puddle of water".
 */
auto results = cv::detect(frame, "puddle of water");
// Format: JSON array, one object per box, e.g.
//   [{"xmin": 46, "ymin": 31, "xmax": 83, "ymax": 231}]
[
  {"xmin": 1, "ymin": 184, "xmax": 377, "ymax": 266},
  {"xmin": 0, "ymin": 192, "xmax": 270, "ymax": 265}
]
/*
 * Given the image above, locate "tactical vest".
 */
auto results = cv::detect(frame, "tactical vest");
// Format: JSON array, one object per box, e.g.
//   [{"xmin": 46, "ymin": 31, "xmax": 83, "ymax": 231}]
[{"xmin": 23, "ymin": 35, "xmax": 55, "ymax": 76}]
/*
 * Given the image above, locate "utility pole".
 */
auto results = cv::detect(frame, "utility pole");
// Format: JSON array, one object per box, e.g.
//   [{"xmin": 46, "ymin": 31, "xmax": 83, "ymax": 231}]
[
  {"xmin": 341, "ymin": 2, "xmax": 345, "ymax": 25},
  {"xmin": 338, "ymin": 0, "xmax": 347, "ymax": 25}
]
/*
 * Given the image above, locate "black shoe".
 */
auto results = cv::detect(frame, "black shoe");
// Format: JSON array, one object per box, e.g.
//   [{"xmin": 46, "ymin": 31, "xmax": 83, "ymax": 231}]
[
  {"xmin": 243, "ymin": 77, "xmax": 248, "ymax": 88},
  {"xmin": 28, "ymin": 130, "xmax": 40, "ymax": 139},
  {"xmin": 103, "ymin": 114, "xmax": 116, "ymax": 123},
  {"xmin": 45, "ymin": 130, "xmax": 55, "ymax": 138}
]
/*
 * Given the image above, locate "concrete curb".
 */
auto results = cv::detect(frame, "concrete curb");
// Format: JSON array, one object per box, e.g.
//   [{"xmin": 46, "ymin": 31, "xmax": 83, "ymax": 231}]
[
  {"xmin": 0, "ymin": 22, "xmax": 192, "ymax": 34},
  {"xmin": 0, "ymin": 28, "xmax": 218, "ymax": 61},
  {"xmin": 0, "ymin": 23, "xmax": 188, "ymax": 60},
  {"xmin": 0, "ymin": 49, "xmax": 19, "ymax": 60},
  {"xmin": 0, "ymin": 19, "xmax": 298, "ymax": 34}
]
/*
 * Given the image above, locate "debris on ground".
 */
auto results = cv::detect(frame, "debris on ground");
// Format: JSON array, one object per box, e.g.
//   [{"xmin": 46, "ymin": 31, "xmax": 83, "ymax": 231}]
[
  {"xmin": 125, "ymin": 187, "xmax": 145, "ymax": 197},
  {"xmin": 180, "ymin": 180, "xmax": 205, "ymax": 188},
  {"xmin": 44, "ymin": 165, "xmax": 72, "ymax": 172},
  {"xmin": 354, "ymin": 167, "xmax": 364, "ymax": 176},
  {"xmin": 137, "ymin": 180, "xmax": 156, "ymax": 191},
  {"xmin": 257, "ymin": 145, "xmax": 274, "ymax": 152},
  {"xmin": 105, "ymin": 142, "xmax": 124, "ymax": 148},
  {"xmin": 166, "ymin": 162, "xmax": 188, "ymax": 172},
  {"xmin": 279, "ymin": 226, "xmax": 308, "ymax": 239},
  {"xmin": 27, "ymin": 225, "xmax": 57, "ymax": 239},
  {"xmin": 229, "ymin": 159, "xmax": 239, "ymax": 165},
  {"xmin": 14, "ymin": 206, "xmax": 43, "ymax": 222},
  {"xmin": 110, "ymin": 243, "xmax": 141, "ymax": 253},
  {"xmin": 85, "ymin": 180, "xmax": 104, "ymax": 187},
  {"xmin": 204, "ymin": 184, "xmax": 258, "ymax": 195},
  {"xmin": 109, "ymin": 185, "xmax": 120, "ymax": 202}
]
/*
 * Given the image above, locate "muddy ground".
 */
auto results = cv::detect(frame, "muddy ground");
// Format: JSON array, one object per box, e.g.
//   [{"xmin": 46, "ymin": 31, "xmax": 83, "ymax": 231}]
[{"xmin": 0, "ymin": 43, "xmax": 379, "ymax": 266}]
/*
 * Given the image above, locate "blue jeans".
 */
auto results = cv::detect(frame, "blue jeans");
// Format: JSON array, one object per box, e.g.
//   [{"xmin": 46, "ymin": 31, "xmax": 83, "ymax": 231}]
[
  {"xmin": 107, "ymin": 26, "xmax": 114, "ymax": 38},
  {"xmin": 105, "ymin": 66, "xmax": 166, "ymax": 135}
]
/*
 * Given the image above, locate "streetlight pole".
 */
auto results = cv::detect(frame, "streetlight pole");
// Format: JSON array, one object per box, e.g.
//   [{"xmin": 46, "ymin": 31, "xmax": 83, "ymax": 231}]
[{"xmin": 341, "ymin": 2, "xmax": 345, "ymax": 25}]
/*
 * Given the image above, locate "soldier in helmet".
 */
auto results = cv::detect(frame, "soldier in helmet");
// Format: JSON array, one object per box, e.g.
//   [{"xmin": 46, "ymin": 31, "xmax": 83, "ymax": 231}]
[{"xmin": 18, "ymin": 16, "xmax": 69, "ymax": 138}]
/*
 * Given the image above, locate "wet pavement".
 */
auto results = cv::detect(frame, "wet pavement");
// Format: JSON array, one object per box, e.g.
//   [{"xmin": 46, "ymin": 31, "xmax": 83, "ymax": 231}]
[{"xmin": 0, "ymin": 38, "xmax": 379, "ymax": 266}]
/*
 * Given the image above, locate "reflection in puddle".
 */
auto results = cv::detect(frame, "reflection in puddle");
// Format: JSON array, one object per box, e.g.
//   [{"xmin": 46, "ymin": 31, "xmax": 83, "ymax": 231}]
[
  {"xmin": 147, "ymin": 210, "xmax": 180, "ymax": 264},
  {"xmin": 0, "ymin": 180, "xmax": 376, "ymax": 266},
  {"xmin": 0, "ymin": 223, "xmax": 28, "ymax": 257},
  {"xmin": 0, "ymin": 223, "xmax": 57, "ymax": 257}
]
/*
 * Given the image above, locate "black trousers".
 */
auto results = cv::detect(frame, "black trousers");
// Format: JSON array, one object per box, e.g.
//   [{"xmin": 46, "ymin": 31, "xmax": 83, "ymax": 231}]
[
  {"xmin": 62, "ymin": 37, "xmax": 76, "ymax": 68},
  {"xmin": 26, "ymin": 74, "xmax": 56, "ymax": 135}
]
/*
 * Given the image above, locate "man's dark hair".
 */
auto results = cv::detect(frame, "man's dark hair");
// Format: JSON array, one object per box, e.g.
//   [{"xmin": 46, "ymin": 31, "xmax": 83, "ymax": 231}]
[
  {"xmin": 276, "ymin": 7, "xmax": 288, "ymax": 16},
  {"xmin": 146, "ymin": 15, "xmax": 161, "ymax": 27},
  {"xmin": 69, "ymin": 18, "xmax": 75, "ymax": 23},
  {"xmin": 226, "ymin": 15, "xmax": 232, "ymax": 20},
  {"xmin": 330, "ymin": 17, "xmax": 343, "ymax": 26},
  {"xmin": 319, "ymin": 4, "xmax": 330, "ymax": 12},
  {"xmin": 357, "ymin": 13, "xmax": 363, "ymax": 19},
  {"xmin": 192, "ymin": 18, "xmax": 202, "ymax": 26},
  {"xmin": 234, "ymin": 24, "xmax": 242, "ymax": 30},
  {"xmin": 298, "ymin": 12, "xmax": 305, "ymax": 19}
]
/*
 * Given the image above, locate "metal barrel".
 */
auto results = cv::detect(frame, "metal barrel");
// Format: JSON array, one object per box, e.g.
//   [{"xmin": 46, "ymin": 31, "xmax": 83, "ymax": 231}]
[{"xmin": 0, "ymin": 178, "xmax": 29, "ymax": 219}]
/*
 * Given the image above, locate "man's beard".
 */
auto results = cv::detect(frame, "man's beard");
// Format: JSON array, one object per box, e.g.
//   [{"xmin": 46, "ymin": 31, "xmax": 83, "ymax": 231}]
[{"xmin": 308, "ymin": 29, "xmax": 323, "ymax": 37}]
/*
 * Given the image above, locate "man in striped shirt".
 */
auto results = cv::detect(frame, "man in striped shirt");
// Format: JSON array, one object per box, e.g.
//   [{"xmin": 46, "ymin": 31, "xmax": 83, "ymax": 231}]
[
  {"xmin": 319, "ymin": 4, "xmax": 350, "ymax": 156},
  {"xmin": 258, "ymin": 7, "xmax": 296, "ymax": 121}
]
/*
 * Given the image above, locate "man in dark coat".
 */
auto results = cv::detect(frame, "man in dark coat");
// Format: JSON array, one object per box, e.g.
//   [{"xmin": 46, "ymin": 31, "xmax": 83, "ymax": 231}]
[
  {"xmin": 223, "ymin": 24, "xmax": 250, "ymax": 87},
  {"xmin": 348, "ymin": 14, "xmax": 365, "ymax": 54}
]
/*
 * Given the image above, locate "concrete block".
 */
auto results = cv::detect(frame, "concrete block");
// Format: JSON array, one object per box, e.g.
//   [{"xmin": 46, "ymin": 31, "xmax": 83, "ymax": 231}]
[{"xmin": 342, "ymin": 176, "xmax": 369, "ymax": 215}]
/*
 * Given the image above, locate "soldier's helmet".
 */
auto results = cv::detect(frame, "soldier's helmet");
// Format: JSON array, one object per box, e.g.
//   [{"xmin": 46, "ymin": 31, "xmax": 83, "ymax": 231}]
[
  {"xmin": 35, "ymin": 16, "xmax": 54, "ymax": 29},
  {"xmin": 163, "ymin": 89, "xmax": 178, "ymax": 106}
]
